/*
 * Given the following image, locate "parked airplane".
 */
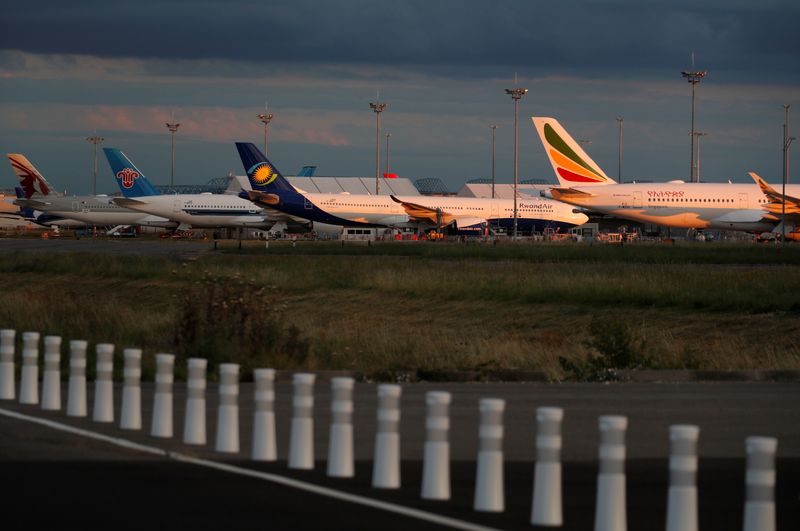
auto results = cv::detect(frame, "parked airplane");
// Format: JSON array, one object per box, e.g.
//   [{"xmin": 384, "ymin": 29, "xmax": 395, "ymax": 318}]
[
  {"xmin": 532, "ymin": 117, "xmax": 800, "ymax": 240},
  {"xmin": 7, "ymin": 154, "xmax": 175, "ymax": 229},
  {"xmin": 234, "ymin": 143, "xmax": 588, "ymax": 235},
  {"xmin": 103, "ymin": 148, "xmax": 276, "ymax": 231}
]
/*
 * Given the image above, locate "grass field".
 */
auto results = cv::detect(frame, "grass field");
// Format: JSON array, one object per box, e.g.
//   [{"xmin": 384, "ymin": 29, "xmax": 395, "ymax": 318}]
[{"xmin": 2, "ymin": 240, "xmax": 799, "ymax": 380}]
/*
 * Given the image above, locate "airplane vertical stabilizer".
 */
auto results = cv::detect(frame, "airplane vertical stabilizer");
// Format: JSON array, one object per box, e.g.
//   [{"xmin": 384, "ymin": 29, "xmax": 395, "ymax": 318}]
[
  {"xmin": 532, "ymin": 117, "xmax": 615, "ymax": 187},
  {"xmin": 103, "ymin": 148, "xmax": 161, "ymax": 197}
]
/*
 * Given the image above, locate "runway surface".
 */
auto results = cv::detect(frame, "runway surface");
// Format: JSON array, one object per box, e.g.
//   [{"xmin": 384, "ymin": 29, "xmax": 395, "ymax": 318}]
[{"xmin": 1, "ymin": 382, "xmax": 798, "ymax": 530}]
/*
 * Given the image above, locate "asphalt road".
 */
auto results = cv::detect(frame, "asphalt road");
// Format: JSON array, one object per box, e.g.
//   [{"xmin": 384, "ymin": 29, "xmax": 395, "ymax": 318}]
[{"xmin": 1, "ymin": 381, "xmax": 798, "ymax": 530}]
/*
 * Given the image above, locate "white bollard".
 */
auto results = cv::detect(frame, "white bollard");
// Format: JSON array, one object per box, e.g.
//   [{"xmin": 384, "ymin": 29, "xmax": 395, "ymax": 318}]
[
  {"xmin": 19, "ymin": 331, "xmax": 40, "ymax": 405},
  {"xmin": 327, "ymin": 377, "xmax": 355, "ymax": 478},
  {"xmin": 372, "ymin": 384, "xmax": 402, "ymax": 489},
  {"xmin": 41, "ymin": 335, "xmax": 62, "ymax": 411},
  {"xmin": 474, "ymin": 398, "xmax": 506, "ymax": 512},
  {"xmin": 119, "ymin": 348, "xmax": 142, "ymax": 430},
  {"xmin": 0, "ymin": 329, "xmax": 16, "ymax": 400},
  {"xmin": 288, "ymin": 372, "xmax": 316, "ymax": 469},
  {"xmin": 214, "ymin": 363, "xmax": 240, "ymax": 453},
  {"xmin": 594, "ymin": 415, "xmax": 628, "ymax": 531},
  {"xmin": 421, "ymin": 391, "xmax": 451, "ymax": 500},
  {"xmin": 531, "ymin": 406, "xmax": 565, "ymax": 526},
  {"xmin": 150, "ymin": 353, "xmax": 175, "ymax": 438},
  {"xmin": 666, "ymin": 425, "xmax": 700, "ymax": 531},
  {"xmin": 92, "ymin": 343, "xmax": 115, "ymax": 422},
  {"xmin": 251, "ymin": 368, "xmax": 277, "ymax": 461},
  {"xmin": 183, "ymin": 358, "xmax": 207, "ymax": 445},
  {"xmin": 743, "ymin": 436, "xmax": 777, "ymax": 531},
  {"xmin": 66, "ymin": 340, "xmax": 88, "ymax": 417}
]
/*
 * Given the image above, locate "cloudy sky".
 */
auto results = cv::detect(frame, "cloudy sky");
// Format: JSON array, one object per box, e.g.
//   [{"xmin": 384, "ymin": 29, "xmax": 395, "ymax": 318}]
[{"xmin": 1, "ymin": 0, "xmax": 798, "ymax": 194}]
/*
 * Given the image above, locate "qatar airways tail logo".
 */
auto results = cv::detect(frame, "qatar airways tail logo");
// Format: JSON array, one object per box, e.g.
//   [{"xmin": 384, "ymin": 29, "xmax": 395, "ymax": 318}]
[{"xmin": 116, "ymin": 167, "xmax": 140, "ymax": 189}]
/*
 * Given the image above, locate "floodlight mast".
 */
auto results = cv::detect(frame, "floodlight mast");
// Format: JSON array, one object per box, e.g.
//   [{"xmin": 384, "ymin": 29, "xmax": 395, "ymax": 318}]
[
  {"xmin": 782, "ymin": 104, "xmax": 795, "ymax": 246},
  {"xmin": 490, "ymin": 124, "xmax": 498, "ymax": 199},
  {"xmin": 165, "ymin": 117, "xmax": 181, "ymax": 188},
  {"xmin": 616, "ymin": 117, "xmax": 624, "ymax": 183},
  {"xmin": 505, "ymin": 84, "xmax": 528, "ymax": 239},
  {"xmin": 385, "ymin": 132, "xmax": 391, "ymax": 175},
  {"xmin": 682, "ymin": 53, "xmax": 707, "ymax": 183},
  {"xmin": 692, "ymin": 132, "xmax": 709, "ymax": 181},
  {"xmin": 86, "ymin": 134, "xmax": 104, "ymax": 195},
  {"xmin": 257, "ymin": 103, "xmax": 274, "ymax": 157},
  {"xmin": 370, "ymin": 96, "xmax": 387, "ymax": 195}
]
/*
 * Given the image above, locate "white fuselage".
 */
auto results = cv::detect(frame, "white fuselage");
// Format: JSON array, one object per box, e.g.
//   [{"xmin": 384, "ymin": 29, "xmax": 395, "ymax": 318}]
[
  {"xmin": 23, "ymin": 195, "xmax": 176, "ymax": 228},
  {"xmin": 552, "ymin": 182, "xmax": 800, "ymax": 231},
  {"xmin": 117, "ymin": 193, "xmax": 273, "ymax": 229}
]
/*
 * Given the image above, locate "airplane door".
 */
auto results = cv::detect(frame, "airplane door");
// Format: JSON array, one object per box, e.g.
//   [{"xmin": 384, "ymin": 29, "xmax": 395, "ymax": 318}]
[
  {"xmin": 72, "ymin": 201, "xmax": 79, "ymax": 212},
  {"xmin": 304, "ymin": 198, "xmax": 313, "ymax": 210},
  {"xmin": 633, "ymin": 191, "xmax": 642, "ymax": 208},
  {"xmin": 173, "ymin": 197, "xmax": 181, "ymax": 214},
  {"xmin": 491, "ymin": 203, "xmax": 499, "ymax": 218},
  {"xmin": 739, "ymin": 193, "xmax": 748, "ymax": 209}
]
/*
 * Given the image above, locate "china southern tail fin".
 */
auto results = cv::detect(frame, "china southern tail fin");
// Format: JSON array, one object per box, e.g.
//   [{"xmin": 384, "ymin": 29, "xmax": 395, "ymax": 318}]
[
  {"xmin": 235, "ymin": 143, "xmax": 298, "ymax": 194},
  {"xmin": 532, "ymin": 117, "xmax": 615, "ymax": 186},
  {"xmin": 7, "ymin": 154, "xmax": 57, "ymax": 198},
  {"xmin": 103, "ymin": 148, "xmax": 161, "ymax": 197}
]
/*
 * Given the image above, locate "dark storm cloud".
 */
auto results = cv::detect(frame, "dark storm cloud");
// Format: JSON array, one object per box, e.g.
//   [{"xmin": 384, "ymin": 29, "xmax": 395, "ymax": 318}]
[{"xmin": 1, "ymin": 0, "xmax": 798, "ymax": 78}]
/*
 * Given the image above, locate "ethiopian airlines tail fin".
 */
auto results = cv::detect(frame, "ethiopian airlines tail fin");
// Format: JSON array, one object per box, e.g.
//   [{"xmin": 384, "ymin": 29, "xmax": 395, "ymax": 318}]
[
  {"xmin": 532, "ymin": 117, "xmax": 615, "ymax": 187},
  {"xmin": 7, "ymin": 154, "xmax": 58, "ymax": 198},
  {"xmin": 103, "ymin": 148, "xmax": 161, "ymax": 197}
]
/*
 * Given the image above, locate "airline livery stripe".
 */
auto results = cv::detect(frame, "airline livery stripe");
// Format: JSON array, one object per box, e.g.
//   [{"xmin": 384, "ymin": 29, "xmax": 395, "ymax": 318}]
[
  {"xmin": 557, "ymin": 167, "xmax": 605, "ymax": 183},
  {"xmin": 549, "ymin": 149, "xmax": 606, "ymax": 183},
  {"xmin": 543, "ymin": 123, "xmax": 603, "ymax": 178}
]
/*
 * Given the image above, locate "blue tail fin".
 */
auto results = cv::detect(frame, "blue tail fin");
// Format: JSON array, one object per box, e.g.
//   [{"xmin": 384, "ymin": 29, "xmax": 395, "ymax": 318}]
[
  {"xmin": 103, "ymin": 148, "xmax": 161, "ymax": 197},
  {"xmin": 296, "ymin": 165, "xmax": 317, "ymax": 177},
  {"xmin": 235, "ymin": 143, "xmax": 297, "ymax": 194}
]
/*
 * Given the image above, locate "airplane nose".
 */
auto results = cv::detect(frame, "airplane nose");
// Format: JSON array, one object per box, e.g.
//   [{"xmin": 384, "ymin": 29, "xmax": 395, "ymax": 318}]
[{"xmin": 575, "ymin": 212, "xmax": 589, "ymax": 225}]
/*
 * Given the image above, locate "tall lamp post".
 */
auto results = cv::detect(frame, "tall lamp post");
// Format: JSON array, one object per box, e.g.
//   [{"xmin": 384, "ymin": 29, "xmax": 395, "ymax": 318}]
[
  {"xmin": 682, "ymin": 55, "xmax": 707, "ymax": 183},
  {"xmin": 782, "ymin": 104, "xmax": 795, "ymax": 246},
  {"xmin": 257, "ymin": 104, "xmax": 274, "ymax": 157},
  {"xmin": 693, "ymin": 132, "xmax": 709, "ymax": 181},
  {"xmin": 86, "ymin": 133, "xmax": 104, "ymax": 195},
  {"xmin": 616, "ymin": 117, "xmax": 624, "ymax": 183},
  {"xmin": 370, "ymin": 97, "xmax": 387, "ymax": 195},
  {"xmin": 165, "ymin": 118, "xmax": 181, "ymax": 188},
  {"xmin": 505, "ymin": 84, "xmax": 528, "ymax": 239},
  {"xmin": 490, "ymin": 124, "xmax": 498, "ymax": 199},
  {"xmin": 385, "ymin": 133, "xmax": 391, "ymax": 176}
]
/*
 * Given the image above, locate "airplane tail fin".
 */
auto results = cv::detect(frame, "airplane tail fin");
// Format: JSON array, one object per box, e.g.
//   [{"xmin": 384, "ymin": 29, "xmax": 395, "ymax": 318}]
[
  {"xmin": 103, "ymin": 148, "xmax": 161, "ymax": 197},
  {"xmin": 235, "ymin": 143, "xmax": 298, "ymax": 194},
  {"xmin": 6, "ymin": 154, "xmax": 57, "ymax": 198},
  {"xmin": 532, "ymin": 117, "xmax": 615, "ymax": 186}
]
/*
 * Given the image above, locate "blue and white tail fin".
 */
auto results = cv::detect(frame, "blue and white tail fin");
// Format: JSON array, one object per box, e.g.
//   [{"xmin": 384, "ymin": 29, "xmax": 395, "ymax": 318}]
[
  {"xmin": 6, "ymin": 154, "xmax": 58, "ymax": 198},
  {"xmin": 103, "ymin": 148, "xmax": 161, "ymax": 197},
  {"xmin": 235, "ymin": 143, "xmax": 300, "ymax": 195}
]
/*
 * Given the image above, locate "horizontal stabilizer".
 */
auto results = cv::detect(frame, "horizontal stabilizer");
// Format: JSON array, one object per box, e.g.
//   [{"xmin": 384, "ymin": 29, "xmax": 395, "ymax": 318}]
[{"xmin": 750, "ymin": 172, "xmax": 800, "ymax": 215}]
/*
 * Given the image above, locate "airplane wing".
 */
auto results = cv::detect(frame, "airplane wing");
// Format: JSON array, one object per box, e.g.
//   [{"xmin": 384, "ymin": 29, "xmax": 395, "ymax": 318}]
[
  {"xmin": 389, "ymin": 195, "xmax": 484, "ymax": 229},
  {"xmin": 14, "ymin": 198, "xmax": 50, "ymax": 209},
  {"xmin": 548, "ymin": 187, "xmax": 596, "ymax": 201},
  {"xmin": 113, "ymin": 197, "xmax": 146, "ymax": 207},
  {"xmin": 749, "ymin": 172, "xmax": 800, "ymax": 216}
]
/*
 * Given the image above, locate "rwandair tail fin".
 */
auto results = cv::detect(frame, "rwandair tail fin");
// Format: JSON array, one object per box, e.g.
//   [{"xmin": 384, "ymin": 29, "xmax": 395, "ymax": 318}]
[
  {"xmin": 7, "ymin": 154, "xmax": 58, "ymax": 198},
  {"xmin": 532, "ymin": 117, "xmax": 615, "ymax": 186},
  {"xmin": 103, "ymin": 148, "xmax": 161, "ymax": 197},
  {"xmin": 235, "ymin": 143, "xmax": 298, "ymax": 194}
]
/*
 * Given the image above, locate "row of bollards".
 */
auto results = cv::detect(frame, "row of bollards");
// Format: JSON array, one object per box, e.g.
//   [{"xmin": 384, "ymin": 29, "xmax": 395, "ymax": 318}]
[{"xmin": 0, "ymin": 329, "xmax": 779, "ymax": 530}]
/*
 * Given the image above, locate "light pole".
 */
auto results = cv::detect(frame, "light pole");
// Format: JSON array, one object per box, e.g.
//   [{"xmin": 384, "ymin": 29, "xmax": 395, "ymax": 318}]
[
  {"xmin": 165, "ymin": 118, "xmax": 180, "ymax": 188},
  {"xmin": 385, "ymin": 132, "xmax": 391, "ymax": 176},
  {"xmin": 577, "ymin": 139, "xmax": 592, "ymax": 148},
  {"xmin": 86, "ymin": 133, "xmax": 104, "ymax": 195},
  {"xmin": 505, "ymin": 84, "xmax": 528, "ymax": 238},
  {"xmin": 693, "ymin": 132, "xmax": 709, "ymax": 181},
  {"xmin": 682, "ymin": 54, "xmax": 707, "ymax": 183},
  {"xmin": 490, "ymin": 124, "xmax": 498, "ymax": 199},
  {"xmin": 257, "ymin": 104, "xmax": 274, "ymax": 157},
  {"xmin": 616, "ymin": 117, "xmax": 624, "ymax": 183},
  {"xmin": 782, "ymin": 104, "xmax": 795, "ymax": 246},
  {"xmin": 370, "ymin": 96, "xmax": 387, "ymax": 195}
]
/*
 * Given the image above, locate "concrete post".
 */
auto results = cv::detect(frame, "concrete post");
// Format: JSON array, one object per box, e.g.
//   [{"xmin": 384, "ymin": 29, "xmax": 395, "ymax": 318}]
[
  {"xmin": 150, "ymin": 353, "xmax": 175, "ymax": 438},
  {"xmin": 252, "ymin": 368, "xmax": 277, "ymax": 461},
  {"xmin": 531, "ymin": 406, "xmax": 564, "ymax": 526},
  {"xmin": 120, "ymin": 348, "xmax": 142, "ymax": 430},
  {"xmin": 474, "ymin": 398, "xmax": 505, "ymax": 512},
  {"xmin": 666, "ymin": 425, "xmax": 700, "ymax": 531},
  {"xmin": 327, "ymin": 377, "xmax": 355, "ymax": 478},
  {"xmin": 215, "ymin": 363, "xmax": 240, "ymax": 453},
  {"xmin": 743, "ymin": 436, "xmax": 777, "ymax": 531},
  {"xmin": 372, "ymin": 384, "xmax": 402, "ymax": 489},
  {"xmin": 0, "ymin": 329, "xmax": 15, "ymax": 400},
  {"xmin": 92, "ymin": 343, "xmax": 115, "ymax": 423},
  {"xmin": 41, "ymin": 335, "xmax": 62, "ymax": 410},
  {"xmin": 19, "ymin": 331, "xmax": 40, "ymax": 405},
  {"xmin": 421, "ymin": 391, "xmax": 451, "ymax": 500},
  {"xmin": 594, "ymin": 415, "xmax": 628, "ymax": 531},
  {"xmin": 288, "ymin": 373, "xmax": 316, "ymax": 469},
  {"xmin": 183, "ymin": 358, "xmax": 208, "ymax": 445},
  {"xmin": 66, "ymin": 340, "xmax": 88, "ymax": 417}
]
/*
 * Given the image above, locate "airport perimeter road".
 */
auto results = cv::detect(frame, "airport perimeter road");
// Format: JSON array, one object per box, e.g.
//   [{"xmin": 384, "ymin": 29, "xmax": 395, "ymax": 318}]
[{"xmin": 1, "ymin": 382, "xmax": 797, "ymax": 530}]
